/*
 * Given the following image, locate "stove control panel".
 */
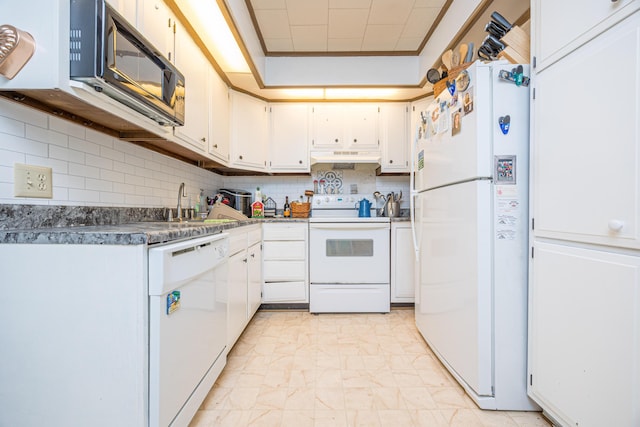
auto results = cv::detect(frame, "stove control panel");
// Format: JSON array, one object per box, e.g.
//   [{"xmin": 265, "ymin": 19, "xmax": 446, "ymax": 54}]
[{"xmin": 314, "ymin": 195, "xmax": 361, "ymax": 208}]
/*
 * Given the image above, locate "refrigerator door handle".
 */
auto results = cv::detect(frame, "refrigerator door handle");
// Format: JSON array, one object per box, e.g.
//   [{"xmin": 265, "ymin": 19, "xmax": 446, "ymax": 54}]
[{"xmin": 409, "ymin": 126, "xmax": 420, "ymax": 261}]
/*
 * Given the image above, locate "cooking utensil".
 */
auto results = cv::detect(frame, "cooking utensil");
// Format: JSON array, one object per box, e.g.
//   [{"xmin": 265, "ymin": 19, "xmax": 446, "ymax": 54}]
[
  {"xmin": 485, "ymin": 34, "xmax": 506, "ymax": 53},
  {"xmin": 491, "ymin": 11, "xmax": 513, "ymax": 34},
  {"xmin": 357, "ymin": 198, "xmax": 372, "ymax": 218},
  {"xmin": 465, "ymin": 42, "xmax": 474, "ymax": 63},
  {"xmin": 485, "ymin": 21, "xmax": 506, "ymax": 39},
  {"xmin": 386, "ymin": 201, "xmax": 400, "ymax": 218},
  {"xmin": 458, "ymin": 44, "xmax": 468, "ymax": 64},
  {"xmin": 304, "ymin": 190, "xmax": 314, "ymax": 203},
  {"xmin": 0, "ymin": 25, "xmax": 35, "ymax": 80},
  {"xmin": 426, "ymin": 68, "xmax": 440, "ymax": 84},
  {"xmin": 441, "ymin": 49, "xmax": 453, "ymax": 70},
  {"xmin": 451, "ymin": 51, "xmax": 460, "ymax": 67}
]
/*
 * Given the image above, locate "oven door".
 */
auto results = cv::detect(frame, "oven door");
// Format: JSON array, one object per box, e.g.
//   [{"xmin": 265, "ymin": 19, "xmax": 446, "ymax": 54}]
[{"xmin": 309, "ymin": 222, "xmax": 390, "ymax": 284}]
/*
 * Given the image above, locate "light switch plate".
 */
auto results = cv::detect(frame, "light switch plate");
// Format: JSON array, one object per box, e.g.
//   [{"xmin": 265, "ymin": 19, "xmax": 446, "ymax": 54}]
[{"xmin": 14, "ymin": 163, "xmax": 53, "ymax": 198}]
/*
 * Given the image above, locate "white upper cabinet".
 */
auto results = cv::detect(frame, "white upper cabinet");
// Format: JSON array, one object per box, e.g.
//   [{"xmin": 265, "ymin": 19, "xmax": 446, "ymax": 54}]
[
  {"xmin": 380, "ymin": 103, "xmax": 409, "ymax": 173},
  {"xmin": 229, "ymin": 91, "xmax": 268, "ymax": 172},
  {"xmin": 532, "ymin": 11, "xmax": 640, "ymax": 249},
  {"xmin": 311, "ymin": 103, "xmax": 380, "ymax": 151},
  {"xmin": 106, "ymin": 0, "xmax": 136, "ymax": 24},
  {"xmin": 137, "ymin": 0, "xmax": 175, "ymax": 62},
  {"xmin": 173, "ymin": 26, "xmax": 208, "ymax": 153},
  {"xmin": 532, "ymin": 0, "xmax": 640, "ymax": 71},
  {"xmin": 269, "ymin": 103, "xmax": 310, "ymax": 173},
  {"xmin": 209, "ymin": 70, "xmax": 230, "ymax": 164}
]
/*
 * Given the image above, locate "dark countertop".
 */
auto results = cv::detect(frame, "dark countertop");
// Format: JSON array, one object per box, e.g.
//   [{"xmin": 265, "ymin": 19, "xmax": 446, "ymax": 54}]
[
  {"xmin": 0, "ymin": 204, "xmax": 407, "ymax": 245},
  {"xmin": 0, "ymin": 218, "xmax": 311, "ymax": 246}
]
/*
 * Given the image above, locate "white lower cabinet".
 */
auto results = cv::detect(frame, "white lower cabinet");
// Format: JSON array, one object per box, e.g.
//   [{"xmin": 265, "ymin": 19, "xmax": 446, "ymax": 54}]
[
  {"xmin": 262, "ymin": 222, "xmax": 309, "ymax": 303},
  {"xmin": 391, "ymin": 222, "xmax": 415, "ymax": 303},
  {"xmin": 227, "ymin": 225, "xmax": 262, "ymax": 350},
  {"xmin": 529, "ymin": 241, "xmax": 640, "ymax": 427}
]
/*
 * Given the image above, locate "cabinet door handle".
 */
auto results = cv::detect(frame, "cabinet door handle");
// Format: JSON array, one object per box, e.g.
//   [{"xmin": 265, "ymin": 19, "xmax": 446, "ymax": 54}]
[
  {"xmin": 243, "ymin": 258, "xmax": 248, "ymax": 263},
  {"xmin": 353, "ymin": 138, "xmax": 357, "ymax": 143},
  {"xmin": 608, "ymin": 220, "xmax": 624, "ymax": 232},
  {"xmin": 334, "ymin": 138, "xmax": 339, "ymax": 143},
  {"xmin": 389, "ymin": 159, "xmax": 394, "ymax": 164},
  {"xmin": 298, "ymin": 160, "xmax": 303, "ymax": 164},
  {"xmin": 201, "ymin": 137, "xmax": 206, "ymax": 142},
  {"xmin": 239, "ymin": 155, "xmax": 243, "ymax": 160},
  {"xmin": 213, "ymin": 144, "xmax": 218, "ymax": 148}
]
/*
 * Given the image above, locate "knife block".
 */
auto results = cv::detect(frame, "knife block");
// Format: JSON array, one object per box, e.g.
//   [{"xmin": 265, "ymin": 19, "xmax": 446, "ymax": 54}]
[{"xmin": 498, "ymin": 25, "xmax": 530, "ymax": 64}]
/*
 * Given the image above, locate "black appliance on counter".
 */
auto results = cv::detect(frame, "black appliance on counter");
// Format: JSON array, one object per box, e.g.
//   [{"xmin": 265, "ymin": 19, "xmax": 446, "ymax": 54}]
[{"xmin": 218, "ymin": 189, "xmax": 252, "ymax": 218}]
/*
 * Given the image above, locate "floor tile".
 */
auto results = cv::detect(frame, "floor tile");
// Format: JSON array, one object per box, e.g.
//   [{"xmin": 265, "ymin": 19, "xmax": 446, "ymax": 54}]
[{"xmin": 189, "ymin": 309, "xmax": 551, "ymax": 427}]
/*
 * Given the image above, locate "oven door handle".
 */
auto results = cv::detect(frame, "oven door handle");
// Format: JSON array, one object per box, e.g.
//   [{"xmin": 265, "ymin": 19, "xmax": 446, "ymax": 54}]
[{"xmin": 309, "ymin": 223, "xmax": 389, "ymax": 231}]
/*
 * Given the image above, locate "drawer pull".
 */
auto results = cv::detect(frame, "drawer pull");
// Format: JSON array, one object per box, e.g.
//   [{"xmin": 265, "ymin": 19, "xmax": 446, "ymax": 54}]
[{"xmin": 608, "ymin": 220, "xmax": 624, "ymax": 232}]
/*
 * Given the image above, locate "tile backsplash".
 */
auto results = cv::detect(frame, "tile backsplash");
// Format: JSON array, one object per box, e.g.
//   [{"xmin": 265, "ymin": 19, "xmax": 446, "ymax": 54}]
[{"xmin": 0, "ymin": 97, "xmax": 409, "ymax": 212}]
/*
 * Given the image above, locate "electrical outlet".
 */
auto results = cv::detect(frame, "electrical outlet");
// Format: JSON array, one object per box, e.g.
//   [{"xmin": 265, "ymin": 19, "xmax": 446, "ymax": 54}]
[{"xmin": 14, "ymin": 163, "xmax": 53, "ymax": 198}]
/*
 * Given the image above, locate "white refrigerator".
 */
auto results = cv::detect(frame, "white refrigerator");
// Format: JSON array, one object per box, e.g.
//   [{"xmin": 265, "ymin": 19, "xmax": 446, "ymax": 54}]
[{"xmin": 410, "ymin": 61, "xmax": 537, "ymax": 410}]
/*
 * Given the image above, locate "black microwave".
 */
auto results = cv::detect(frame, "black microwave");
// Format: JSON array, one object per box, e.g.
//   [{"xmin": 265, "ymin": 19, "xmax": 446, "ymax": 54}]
[{"xmin": 70, "ymin": 0, "xmax": 185, "ymax": 127}]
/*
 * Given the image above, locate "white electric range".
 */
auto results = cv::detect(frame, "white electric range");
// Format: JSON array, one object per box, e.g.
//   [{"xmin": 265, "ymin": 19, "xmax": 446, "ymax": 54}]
[{"xmin": 308, "ymin": 195, "xmax": 391, "ymax": 313}]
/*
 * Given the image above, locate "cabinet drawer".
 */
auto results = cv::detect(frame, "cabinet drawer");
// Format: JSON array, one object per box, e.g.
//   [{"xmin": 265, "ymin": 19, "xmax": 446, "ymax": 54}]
[
  {"xmin": 264, "ymin": 260, "xmax": 306, "ymax": 281},
  {"xmin": 263, "ymin": 241, "xmax": 306, "ymax": 260},
  {"xmin": 263, "ymin": 223, "xmax": 307, "ymax": 240},
  {"xmin": 247, "ymin": 226, "xmax": 262, "ymax": 246},
  {"xmin": 262, "ymin": 281, "xmax": 307, "ymax": 303},
  {"xmin": 228, "ymin": 232, "xmax": 247, "ymax": 256}
]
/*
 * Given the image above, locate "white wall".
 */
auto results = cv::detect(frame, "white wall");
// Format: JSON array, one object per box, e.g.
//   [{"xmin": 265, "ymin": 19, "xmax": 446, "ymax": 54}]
[
  {"xmin": 0, "ymin": 97, "xmax": 409, "ymax": 211},
  {"xmin": 0, "ymin": 97, "xmax": 223, "ymax": 208}
]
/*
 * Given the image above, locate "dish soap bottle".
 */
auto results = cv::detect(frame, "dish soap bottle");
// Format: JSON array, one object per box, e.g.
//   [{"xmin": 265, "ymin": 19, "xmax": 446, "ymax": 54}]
[{"xmin": 283, "ymin": 196, "xmax": 291, "ymax": 218}]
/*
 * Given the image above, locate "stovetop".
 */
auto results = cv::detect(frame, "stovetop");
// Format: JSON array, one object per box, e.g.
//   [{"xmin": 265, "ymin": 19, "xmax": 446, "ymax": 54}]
[{"xmin": 309, "ymin": 194, "xmax": 389, "ymax": 222}]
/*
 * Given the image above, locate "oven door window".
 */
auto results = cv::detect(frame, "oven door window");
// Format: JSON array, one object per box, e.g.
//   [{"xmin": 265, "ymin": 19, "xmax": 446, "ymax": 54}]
[{"xmin": 326, "ymin": 239, "xmax": 374, "ymax": 257}]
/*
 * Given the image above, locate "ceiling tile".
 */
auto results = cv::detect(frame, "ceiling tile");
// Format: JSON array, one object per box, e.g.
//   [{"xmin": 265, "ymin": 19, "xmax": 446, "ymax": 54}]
[
  {"xmin": 328, "ymin": 0, "xmax": 371, "ymax": 8},
  {"xmin": 362, "ymin": 25, "xmax": 402, "ymax": 50},
  {"xmin": 265, "ymin": 38, "xmax": 294, "ymax": 51},
  {"xmin": 328, "ymin": 9, "xmax": 368, "ymax": 39},
  {"xmin": 368, "ymin": 0, "xmax": 413, "ymax": 25},
  {"xmin": 286, "ymin": 0, "xmax": 329, "ymax": 25},
  {"xmin": 395, "ymin": 37, "xmax": 423, "ymax": 51},
  {"xmin": 328, "ymin": 38, "xmax": 363, "ymax": 51},
  {"xmin": 251, "ymin": 0, "xmax": 287, "ymax": 9},
  {"xmin": 413, "ymin": 0, "xmax": 447, "ymax": 7},
  {"xmin": 291, "ymin": 25, "xmax": 328, "ymax": 51},
  {"xmin": 400, "ymin": 7, "xmax": 439, "ymax": 38},
  {"xmin": 255, "ymin": 10, "xmax": 291, "ymax": 38}
]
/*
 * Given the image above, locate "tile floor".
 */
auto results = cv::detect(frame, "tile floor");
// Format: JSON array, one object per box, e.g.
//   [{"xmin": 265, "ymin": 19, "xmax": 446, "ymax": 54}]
[{"xmin": 189, "ymin": 309, "xmax": 551, "ymax": 427}]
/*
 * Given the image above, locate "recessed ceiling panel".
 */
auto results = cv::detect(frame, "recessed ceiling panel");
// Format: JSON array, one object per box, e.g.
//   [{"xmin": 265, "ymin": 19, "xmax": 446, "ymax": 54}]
[
  {"xmin": 328, "ymin": 9, "xmax": 369, "ymax": 39},
  {"xmin": 362, "ymin": 25, "xmax": 403, "ymax": 51},
  {"xmin": 251, "ymin": 0, "xmax": 286, "ymax": 9},
  {"xmin": 285, "ymin": 0, "xmax": 329, "ymax": 26},
  {"xmin": 291, "ymin": 25, "xmax": 329, "ymax": 51},
  {"xmin": 328, "ymin": 0, "xmax": 372, "ymax": 9},
  {"xmin": 254, "ymin": 9, "xmax": 290, "ymax": 38},
  {"xmin": 368, "ymin": 0, "xmax": 414, "ymax": 25}
]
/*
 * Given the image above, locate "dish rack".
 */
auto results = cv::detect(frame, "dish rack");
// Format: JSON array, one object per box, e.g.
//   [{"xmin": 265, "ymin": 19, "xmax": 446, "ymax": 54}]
[{"xmin": 290, "ymin": 201, "xmax": 310, "ymax": 218}]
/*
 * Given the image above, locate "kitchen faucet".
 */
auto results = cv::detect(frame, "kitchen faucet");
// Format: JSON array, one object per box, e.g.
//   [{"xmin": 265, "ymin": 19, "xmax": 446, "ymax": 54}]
[{"xmin": 176, "ymin": 182, "xmax": 186, "ymax": 220}]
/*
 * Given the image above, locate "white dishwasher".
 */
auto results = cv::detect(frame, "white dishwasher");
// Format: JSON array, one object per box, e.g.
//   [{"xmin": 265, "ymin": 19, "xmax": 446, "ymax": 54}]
[{"xmin": 148, "ymin": 233, "xmax": 228, "ymax": 427}]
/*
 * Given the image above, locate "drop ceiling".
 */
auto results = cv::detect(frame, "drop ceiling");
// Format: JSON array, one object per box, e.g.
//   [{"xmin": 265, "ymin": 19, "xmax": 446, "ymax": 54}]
[
  {"xmin": 174, "ymin": 0, "xmax": 530, "ymax": 101},
  {"xmin": 248, "ymin": 0, "xmax": 448, "ymax": 54}
]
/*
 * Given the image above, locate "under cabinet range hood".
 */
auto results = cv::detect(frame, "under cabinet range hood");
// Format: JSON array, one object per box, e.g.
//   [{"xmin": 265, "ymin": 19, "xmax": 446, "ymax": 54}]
[{"xmin": 310, "ymin": 150, "xmax": 381, "ymax": 166}]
